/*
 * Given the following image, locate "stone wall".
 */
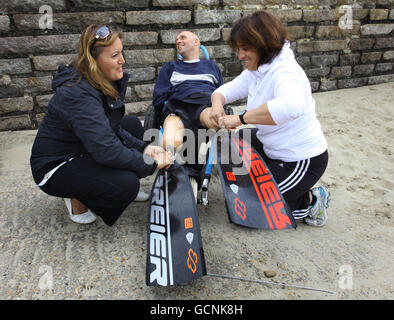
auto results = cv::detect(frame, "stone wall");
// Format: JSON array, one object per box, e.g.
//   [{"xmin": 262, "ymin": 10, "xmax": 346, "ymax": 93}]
[{"xmin": 0, "ymin": 0, "xmax": 393, "ymax": 131}]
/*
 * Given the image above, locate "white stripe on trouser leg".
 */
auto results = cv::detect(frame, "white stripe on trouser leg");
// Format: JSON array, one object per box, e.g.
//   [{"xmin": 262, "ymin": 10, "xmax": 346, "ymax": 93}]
[
  {"xmin": 278, "ymin": 161, "xmax": 301, "ymax": 189},
  {"xmin": 280, "ymin": 159, "xmax": 310, "ymax": 194},
  {"xmin": 292, "ymin": 207, "xmax": 311, "ymax": 220},
  {"xmin": 278, "ymin": 160, "xmax": 305, "ymax": 191},
  {"xmin": 278, "ymin": 159, "xmax": 310, "ymax": 194}
]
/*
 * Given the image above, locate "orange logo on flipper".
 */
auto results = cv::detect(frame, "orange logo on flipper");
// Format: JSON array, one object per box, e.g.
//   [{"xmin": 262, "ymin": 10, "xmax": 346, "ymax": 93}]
[
  {"xmin": 184, "ymin": 217, "xmax": 193, "ymax": 229},
  {"xmin": 187, "ymin": 248, "xmax": 198, "ymax": 273},
  {"xmin": 226, "ymin": 171, "xmax": 236, "ymax": 181},
  {"xmin": 234, "ymin": 197, "xmax": 246, "ymax": 220}
]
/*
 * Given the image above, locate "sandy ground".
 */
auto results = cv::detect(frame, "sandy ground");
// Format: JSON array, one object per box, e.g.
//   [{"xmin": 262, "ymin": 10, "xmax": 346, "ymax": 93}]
[{"xmin": 0, "ymin": 82, "xmax": 393, "ymax": 300}]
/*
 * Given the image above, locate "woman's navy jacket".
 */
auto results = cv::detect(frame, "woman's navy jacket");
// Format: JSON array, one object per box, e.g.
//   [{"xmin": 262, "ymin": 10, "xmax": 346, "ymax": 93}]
[{"xmin": 30, "ymin": 64, "xmax": 156, "ymax": 184}]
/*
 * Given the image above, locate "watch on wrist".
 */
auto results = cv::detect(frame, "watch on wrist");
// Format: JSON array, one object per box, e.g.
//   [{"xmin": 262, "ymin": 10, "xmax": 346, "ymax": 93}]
[{"xmin": 239, "ymin": 110, "xmax": 247, "ymax": 125}]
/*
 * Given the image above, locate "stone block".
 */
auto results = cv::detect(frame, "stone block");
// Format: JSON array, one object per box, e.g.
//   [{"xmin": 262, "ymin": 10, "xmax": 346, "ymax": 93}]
[
  {"xmin": 330, "ymin": 66, "xmax": 352, "ymax": 79},
  {"xmin": 265, "ymin": 9, "xmax": 303, "ymax": 23},
  {"xmin": 297, "ymin": 40, "xmax": 347, "ymax": 53},
  {"xmin": 287, "ymin": 26, "xmax": 314, "ymax": 40},
  {"xmin": 310, "ymin": 81, "xmax": 319, "ymax": 92},
  {"xmin": 35, "ymin": 112, "xmax": 46, "ymax": 125},
  {"xmin": 36, "ymin": 94, "xmax": 53, "ymax": 108},
  {"xmin": 225, "ymin": 62, "xmax": 243, "ymax": 76},
  {"xmin": 352, "ymin": 9, "xmax": 370, "ymax": 20},
  {"xmin": 205, "ymin": 45, "xmax": 233, "ymax": 59},
  {"xmin": 376, "ymin": 0, "xmax": 394, "ymax": 9},
  {"xmin": 0, "ymin": 58, "xmax": 31, "ymax": 75},
  {"xmin": 311, "ymin": 54, "xmax": 339, "ymax": 67},
  {"xmin": 125, "ymin": 101, "xmax": 151, "ymax": 115},
  {"xmin": 32, "ymin": 54, "xmax": 75, "ymax": 71},
  {"xmin": 0, "ymin": 95, "xmax": 34, "ymax": 114},
  {"xmin": 383, "ymin": 50, "xmax": 394, "ymax": 60},
  {"xmin": 0, "ymin": 76, "xmax": 52, "ymax": 98},
  {"xmin": 349, "ymin": 38, "xmax": 375, "ymax": 51},
  {"xmin": 361, "ymin": 52, "xmax": 382, "ymax": 64},
  {"xmin": 340, "ymin": 24, "xmax": 361, "ymax": 37},
  {"xmin": 296, "ymin": 56, "xmax": 311, "ymax": 68},
  {"xmin": 13, "ymin": 12, "xmax": 125, "ymax": 31},
  {"xmin": 222, "ymin": 28, "xmax": 231, "ymax": 41},
  {"xmin": 320, "ymin": 79, "xmax": 337, "ymax": 91},
  {"xmin": 122, "ymin": 32, "xmax": 158, "ymax": 47},
  {"xmin": 374, "ymin": 38, "xmax": 394, "ymax": 49},
  {"xmin": 69, "ymin": 0, "xmax": 149, "ymax": 8},
  {"xmin": 194, "ymin": 10, "xmax": 242, "ymax": 24},
  {"xmin": 360, "ymin": 24, "xmax": 394, "ymax": 36},
  {"xmin": 125, "ymin": 87, "xmax": 137, "ymax": 103},
  {"xmin": 134, "ymin": 84, "xmax": 155, "ymax": 99},
  {"xmin": 0, "ymin": 0, "xmax": 66, "ymax": 13},
  {"xmin": 0, "ymin": 114, "xmax": 31, "ymax": 131},
  {"xmin": 125, "ymin": 67, "xmax": 156, "ymax": 83},
  {"xmin": 353, "ymin": 64, "xmax": 375, "ymax": 76},
  {"xmin": 375, "ymin": 63, "xmax": 393, "ymax": 73},
  {"xmin": 370, "ymin": 9, "xmax": 389, "ymax": 20},
  {"xmin": 153, "ymin": 0, "xmax": 219, "ymax": 5},
  {"xmin": 303, "ymin": 9, "xmax": 338, "ymax": 22},
  {"xmin": 224, "ymin": 0, "xmax": 281, "ymax": 5},
  {"xmin": 0, "ymin": 15, "xmax": 10, "ymax": 32},
  {"xmin": 160, "ymin": 29, "xmax": 221, "ymax": 44},
  {"xmin": 315, "ymin": 26, "xmax": 343, "ymax": 39},
  {"xmin": 337, "ymin": 77, "xmax": 368, "ymax": 89},
  {"xmin": 304, "ymin": 67, "xmax": 331, "ymax": 78},
  {"xmin": 368, "ymin": 74, "xmax": 394, "ymax": 85},
  {"xmin": 340, "ymin": 54, "xmax": 360, "ymax": 66},
  {"xmin": 124, "ymin": 49, "xmax": 175, "ymax": 66},
  {"xmin": 0, "ymin": 35, "xmax": 80, "ymax": 56},
  {"xmin": 126, "ymin": 10, "xmax": 191, "ymax": 25}
]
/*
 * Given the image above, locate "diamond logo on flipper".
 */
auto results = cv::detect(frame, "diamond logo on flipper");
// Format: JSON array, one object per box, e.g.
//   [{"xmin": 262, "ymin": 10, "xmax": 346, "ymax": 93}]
[
  {"xmin": 186, "ymin": 232, "xmax": 194, "ymax": 245},
  {"xmin": 230, "ymin": 184, "xmax": 238, "ymax": 194}
]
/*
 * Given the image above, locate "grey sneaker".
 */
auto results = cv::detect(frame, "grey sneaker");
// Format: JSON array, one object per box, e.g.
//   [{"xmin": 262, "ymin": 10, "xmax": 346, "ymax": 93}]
[{"xmin": 304, "ymin": 186, "xmax": 330, "ymax": 227}]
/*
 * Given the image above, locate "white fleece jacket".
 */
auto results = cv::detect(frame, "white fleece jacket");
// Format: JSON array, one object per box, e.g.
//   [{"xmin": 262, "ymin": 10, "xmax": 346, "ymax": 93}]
[{"xmin": 214, "ymin": 41, "xmax": 327, "ymax": 162}]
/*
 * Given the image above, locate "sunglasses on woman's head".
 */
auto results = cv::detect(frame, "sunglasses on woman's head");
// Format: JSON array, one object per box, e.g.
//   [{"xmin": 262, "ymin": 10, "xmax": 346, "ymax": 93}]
[
  {"xmin": 95, "ymin": 26, "xmax": 110, "ymax": 39},
  {"xmin": 90, "ymin": 26, "xmax": 110, "ymax": 53}
]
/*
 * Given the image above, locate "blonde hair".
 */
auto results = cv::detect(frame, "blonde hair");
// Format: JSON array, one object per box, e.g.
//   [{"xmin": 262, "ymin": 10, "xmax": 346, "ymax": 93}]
[{"xmin": 73, "ymin": 24, "xmax": 123, "ymax": 99}]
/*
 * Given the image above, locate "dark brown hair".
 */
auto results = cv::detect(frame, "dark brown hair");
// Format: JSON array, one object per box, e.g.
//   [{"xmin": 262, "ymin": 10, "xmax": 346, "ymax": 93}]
[{"xmin": 228, "ymin": 11, "xmax": 290, "ymax": 67}]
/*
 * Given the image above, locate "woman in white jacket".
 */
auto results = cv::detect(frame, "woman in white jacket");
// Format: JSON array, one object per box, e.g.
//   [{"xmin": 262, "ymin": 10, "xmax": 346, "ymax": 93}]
[{"xmin": 211, "ymin": 11, "xmax": 330, "ymax": 227}]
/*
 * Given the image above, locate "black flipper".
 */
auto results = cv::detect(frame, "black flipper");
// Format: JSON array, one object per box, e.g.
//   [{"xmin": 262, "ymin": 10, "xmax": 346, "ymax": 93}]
[
  {"xmin": 216, "ymin": 132, "xmax": 296, "ymax": 230},
  {"xmin": 146, "ymin": 163, "xmax": 206, "ymax": 286}
]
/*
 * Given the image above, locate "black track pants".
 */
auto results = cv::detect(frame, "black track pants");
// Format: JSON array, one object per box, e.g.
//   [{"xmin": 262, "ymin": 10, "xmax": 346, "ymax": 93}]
[
  {"xmin": 40, "ymin": 116, "xmax": 144, "ymax": 226},
  {"xmin": 239, "ymin": 128, "xmax": 328, "ymax": 219}
]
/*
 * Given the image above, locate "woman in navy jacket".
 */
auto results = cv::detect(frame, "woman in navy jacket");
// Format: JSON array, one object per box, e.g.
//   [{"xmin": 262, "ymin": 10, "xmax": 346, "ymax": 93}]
[{"xmin": 30, "ymin": 25, "xmax": 173, "ymax": 226}]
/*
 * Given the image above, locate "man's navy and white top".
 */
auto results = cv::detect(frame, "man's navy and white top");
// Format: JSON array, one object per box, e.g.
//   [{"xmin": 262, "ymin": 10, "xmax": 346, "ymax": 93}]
[
  {"xmin": 152, "ymin": 59, "xmax": 224, "ymax": 111},
  {"xmin": 214, "ymin": 41, "xmax": 327, "ymax": 162}
]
